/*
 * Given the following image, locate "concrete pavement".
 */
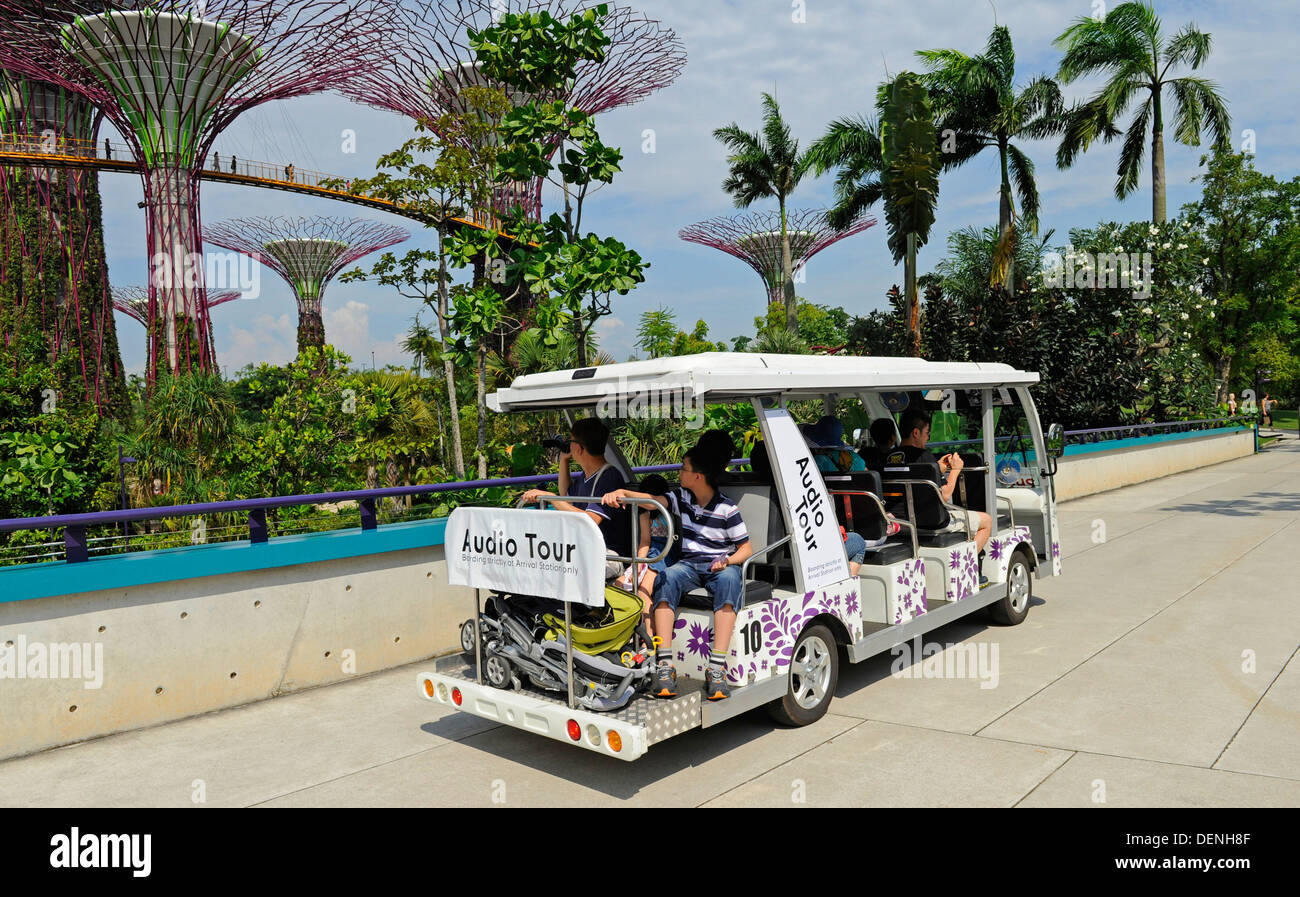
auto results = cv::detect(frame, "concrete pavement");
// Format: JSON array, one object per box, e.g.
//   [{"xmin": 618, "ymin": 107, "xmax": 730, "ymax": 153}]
[{"xmin": 2, "ymin": 440, "xmax": 1297, "ymax": 807}]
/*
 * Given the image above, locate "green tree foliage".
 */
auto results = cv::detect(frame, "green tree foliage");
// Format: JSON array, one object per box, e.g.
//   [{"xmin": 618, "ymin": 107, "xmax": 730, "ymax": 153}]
[
  {"xmin": 636, "ymin": 307, "xmax": 726, "ymax": 357},
  {"xmin": 754, "ymin": 299, "xmax": 850, "ymax": 351},
  {"xmin": 475, "ymin": 5, "xmax": 648, "ymax": 367},
  {"xmin": 227, "ymin": 346, "xmax": 361, "ymax": 499},
  {"xmin": 1181, "ymin": 149, "xmax": 1300, "ymax": 402},
  {"xmin": 636, "ymin": 307, "xmax": 677, "ymax": 359}
]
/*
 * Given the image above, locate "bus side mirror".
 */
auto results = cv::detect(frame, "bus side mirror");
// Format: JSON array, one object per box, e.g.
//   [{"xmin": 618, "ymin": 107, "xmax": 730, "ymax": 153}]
[{"xmin": 1046, "ymin": 423, "xmax": 1065, "ymax": 459}]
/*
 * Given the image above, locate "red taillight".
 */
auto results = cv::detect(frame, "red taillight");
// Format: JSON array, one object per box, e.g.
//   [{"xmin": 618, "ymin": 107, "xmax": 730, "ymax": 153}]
[
  {"xmin": 451, "ymin": 687, "xmax": 462, "ymax": 706},
  {"xmin": 566, "ymin": 719, "xmax": 581, "ymax": 741}
]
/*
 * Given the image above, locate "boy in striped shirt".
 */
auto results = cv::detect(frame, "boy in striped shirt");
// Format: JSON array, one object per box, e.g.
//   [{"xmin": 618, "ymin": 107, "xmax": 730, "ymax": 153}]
[{"xmin": 603, "ymin": 445, "xmax": 752, "ymax": 700}]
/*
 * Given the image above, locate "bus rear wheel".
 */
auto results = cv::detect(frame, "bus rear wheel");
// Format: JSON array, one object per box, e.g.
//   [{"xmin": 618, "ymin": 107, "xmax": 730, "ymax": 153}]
[
  {"xmin": 989, "ymin": 546, "xmax": 1033, "ymax": 625},
  {"xmin": 767, "ymin": 624, "xmax": 838, "ymax": 726}
]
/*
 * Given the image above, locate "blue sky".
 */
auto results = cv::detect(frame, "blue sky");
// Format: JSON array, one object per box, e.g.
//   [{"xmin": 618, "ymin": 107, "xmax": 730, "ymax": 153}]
[{"xmin": 98, "ymin": 0, "xmax": 1300, "ymax": 374}]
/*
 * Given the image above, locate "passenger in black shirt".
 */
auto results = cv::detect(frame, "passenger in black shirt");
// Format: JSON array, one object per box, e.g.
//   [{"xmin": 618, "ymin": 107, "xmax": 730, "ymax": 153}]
[
  {"xmin": 859, "ymin": 417, "xmax": 899, "ymax": 470},
  {"xmin": 889, "ymin": 408, "xmax": 992, "ymax": 556}
]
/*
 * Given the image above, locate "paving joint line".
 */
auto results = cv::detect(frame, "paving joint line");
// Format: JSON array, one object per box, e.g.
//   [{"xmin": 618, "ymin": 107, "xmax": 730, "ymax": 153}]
[
  {"xmin": 695, "ymin": 715, "xmax": 872, "ymax": 808},
  {"xmin": 1212, "ymin": 635, "xmax": 1300, "ymax": 771},
  {"xmin": 973, "ymin": 518, "xmax": 1297, "ymax": 739},
  {"xmin": 1012, "ymin": 750, "xmax": 1077, "ymax": 807}
]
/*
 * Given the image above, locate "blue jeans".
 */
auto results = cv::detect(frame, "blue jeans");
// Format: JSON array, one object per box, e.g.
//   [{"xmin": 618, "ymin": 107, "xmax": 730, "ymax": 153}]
[
  {"xmin": 650, "ymin": 559, "xmax": 744, "ymax": 613},
  {"xmin": 844, "ymin": 531, "xmax": 867, "ymax": 565}
]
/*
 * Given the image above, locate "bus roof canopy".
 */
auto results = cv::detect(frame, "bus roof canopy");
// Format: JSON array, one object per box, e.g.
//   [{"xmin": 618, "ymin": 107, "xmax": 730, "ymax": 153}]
[{"xmin": 487, "ymin": 352, "xmax": 1040, "ymax": 411}]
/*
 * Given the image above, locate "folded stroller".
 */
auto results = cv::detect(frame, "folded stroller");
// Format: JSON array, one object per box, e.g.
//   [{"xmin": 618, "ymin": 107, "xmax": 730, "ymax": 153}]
[{"xmin": 459, "ymin": 588, "xmax": 654, "ymax": 712}]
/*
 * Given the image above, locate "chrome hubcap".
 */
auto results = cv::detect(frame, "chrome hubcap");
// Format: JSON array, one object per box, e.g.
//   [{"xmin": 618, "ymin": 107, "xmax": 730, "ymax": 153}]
[
  {"xmin": 791, "ymin": 635, "xmax": 832, "ymax": 710},
  {"xmin": 1009, "ymin": 562, "xmax": 1030, "ymax": 613},
  {"xmin": 486, "ymin": 655, "xmax": 509, "ymax": 684}
]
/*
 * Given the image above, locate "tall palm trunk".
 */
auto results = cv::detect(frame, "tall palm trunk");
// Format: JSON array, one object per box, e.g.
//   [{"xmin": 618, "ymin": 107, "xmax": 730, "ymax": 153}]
[
  {"xmin": 1151, "ymin": 90, "xmax": 1167, "ymax": 223},
  {"xmin": 906, "ymin": 232, "xmax": 921, "ymax": 357},
  {"xmin": 998, "ymin": 138, "xmax": 1014, "ymax": 295},
  {"xmin": 780, "ymin": 199, "xmax": 797, "ymax": 332}
]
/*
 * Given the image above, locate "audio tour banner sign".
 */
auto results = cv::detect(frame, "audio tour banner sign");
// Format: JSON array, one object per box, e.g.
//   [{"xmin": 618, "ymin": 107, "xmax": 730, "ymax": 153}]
[
  {"xmin": 762, "ymin": 408, "xmax": 851, "ymax": 591},
  {"xmin": 445, "ymin": 507, "xmax": 607, "ymax": 606}
]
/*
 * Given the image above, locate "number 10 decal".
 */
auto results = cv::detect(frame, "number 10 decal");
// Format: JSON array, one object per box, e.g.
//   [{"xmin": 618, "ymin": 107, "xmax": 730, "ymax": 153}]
[{"xmin": 740, "ymin": 620, "xmax": 763, "ymax": 655}]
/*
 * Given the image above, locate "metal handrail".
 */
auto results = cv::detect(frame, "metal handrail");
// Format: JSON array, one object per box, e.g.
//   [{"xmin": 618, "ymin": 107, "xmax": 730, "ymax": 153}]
[
  {"xmin": 951, "ymin": 466, "xmax": 1015, "ymax": 532},
  {"xmin": 741, "ymin": 535, "xmax": 792, "ymax": 585},
  {"xmin": 880, "ymin": 475, "xmax": 975, "ymax": 542},
  {"xmin": 827, "ymin": 489, "xmax": 918, "ymax": 559}
]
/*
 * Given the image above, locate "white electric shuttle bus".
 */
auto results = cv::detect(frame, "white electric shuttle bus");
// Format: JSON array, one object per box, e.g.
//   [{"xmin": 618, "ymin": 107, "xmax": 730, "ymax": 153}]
[{"xmin": 418, "ymin": 352, "xmax": 1066, "ymax": 760}]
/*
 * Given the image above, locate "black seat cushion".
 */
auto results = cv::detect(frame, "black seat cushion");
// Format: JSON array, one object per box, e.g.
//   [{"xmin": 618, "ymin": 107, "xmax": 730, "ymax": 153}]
[
  {"xmin": 860, "ymin": 541, "xmax": 914, "ymax": 566},
  {"xmin": 888, "ymin": 530, "xmax": 969, "ymax": 549},
  {"xmin": 680, "ymin": 580, "xmax": 773, "ymax": 610},
  {"xmin": 917, "ymin": 530, "xmax": 970, "ymax": 548}
]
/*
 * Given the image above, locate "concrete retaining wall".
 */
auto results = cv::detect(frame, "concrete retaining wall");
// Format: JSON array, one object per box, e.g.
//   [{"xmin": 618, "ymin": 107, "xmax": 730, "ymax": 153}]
[
  {"xmin": 0, "ymin": 428, "xmax": 1257, "ymax": 761},
  {"xmin": 0, "ymin": 539, "xmax": 472, "ymax": 761},
  {"xmin": 1054, "ymin": 430, "xmax": 1255, "ymax": 502}
]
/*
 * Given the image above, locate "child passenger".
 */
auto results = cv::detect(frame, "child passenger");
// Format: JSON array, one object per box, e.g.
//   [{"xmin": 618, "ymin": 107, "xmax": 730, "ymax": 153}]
[{"xmin": 603, "ymin": 442, "xmax": 751, "ymax": 701}]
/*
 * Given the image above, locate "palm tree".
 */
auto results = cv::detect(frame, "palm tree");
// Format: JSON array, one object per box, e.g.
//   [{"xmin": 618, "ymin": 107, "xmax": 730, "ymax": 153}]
[
  {"xmin": 714, "ymin": 93, "xmax": 812, "ymax": 333},
  {"xmin": 804, "ymin": 114, "xmax": 884, "ymax": 231},
  {"xmin": 878, "ymin": 72, "xmax": 941, "ymax": 357},
  {"xmin": 918, "ymin": 25, "xmax": 1065, "ymax": 293},
  {"xmin": 1054, "ymin": 0, "xmax": 1231, "ymax": 223}
]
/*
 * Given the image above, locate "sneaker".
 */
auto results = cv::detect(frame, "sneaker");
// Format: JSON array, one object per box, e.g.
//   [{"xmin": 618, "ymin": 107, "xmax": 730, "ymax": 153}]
[
  {"xmin": 653, "ymin": 663, "xmax": 677, "ymax": 698},
  {"xmin": 704, "ymin": 667, "xmax": 731, "ymax": 701}
]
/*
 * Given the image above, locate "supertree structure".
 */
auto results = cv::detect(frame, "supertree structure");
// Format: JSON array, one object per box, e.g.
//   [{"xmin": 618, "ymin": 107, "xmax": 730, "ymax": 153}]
[
  {"xmin": 341, "ymin": 0, "xmax": 686, "ymax": 221},
  {"xmin": 0, "ymin": 0, "xmax": 398, "ymax": 385},
  {"xmin": 112, "ymin": 282, "xmax": 240, "ymax": 371},
  {"xmin": 203, "ymin": 215, "xmax": 408, "ymax": 354},
  {"xmin": 0, "ymin": 61, "xmax": 130, "ymax": 417},
  {"xmin": 679, "ymin": 209, "xmax": 878, "ymax": 307}
]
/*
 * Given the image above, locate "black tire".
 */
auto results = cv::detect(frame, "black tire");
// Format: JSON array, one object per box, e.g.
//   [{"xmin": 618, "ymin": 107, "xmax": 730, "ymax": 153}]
[
  {"xmin": 483, "ymin": 651, "xmax": 514, "ymax": 690},
  {"xmin": 988, "ymin": 546, "xmax": 1033, "ymax": 625},
  {"xmin": 767, "ymin": 624, "xmax": 839, "ymax": 726}
]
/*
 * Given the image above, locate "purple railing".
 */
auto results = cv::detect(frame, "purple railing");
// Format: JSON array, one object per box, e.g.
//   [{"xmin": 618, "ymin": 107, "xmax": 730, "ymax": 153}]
[{"xmin": 0, "ymin": 462, "xmax": 709, "ymax": 564}]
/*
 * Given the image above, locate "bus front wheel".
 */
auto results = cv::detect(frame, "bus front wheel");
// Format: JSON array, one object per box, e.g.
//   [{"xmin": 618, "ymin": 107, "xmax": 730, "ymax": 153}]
[
  {"xmin": 767, "ymin": 624, "xmax": 839, "ymax": 726},
  {"xmin": 989, "ymin": 546, "xmax": 1033, "ymax": 625}
]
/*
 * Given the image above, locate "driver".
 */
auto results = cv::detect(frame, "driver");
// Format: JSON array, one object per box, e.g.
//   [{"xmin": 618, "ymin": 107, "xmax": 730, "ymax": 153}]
[{"xmin": 888, "ymin": 408, "xmax": 992, "ymax": 561}]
